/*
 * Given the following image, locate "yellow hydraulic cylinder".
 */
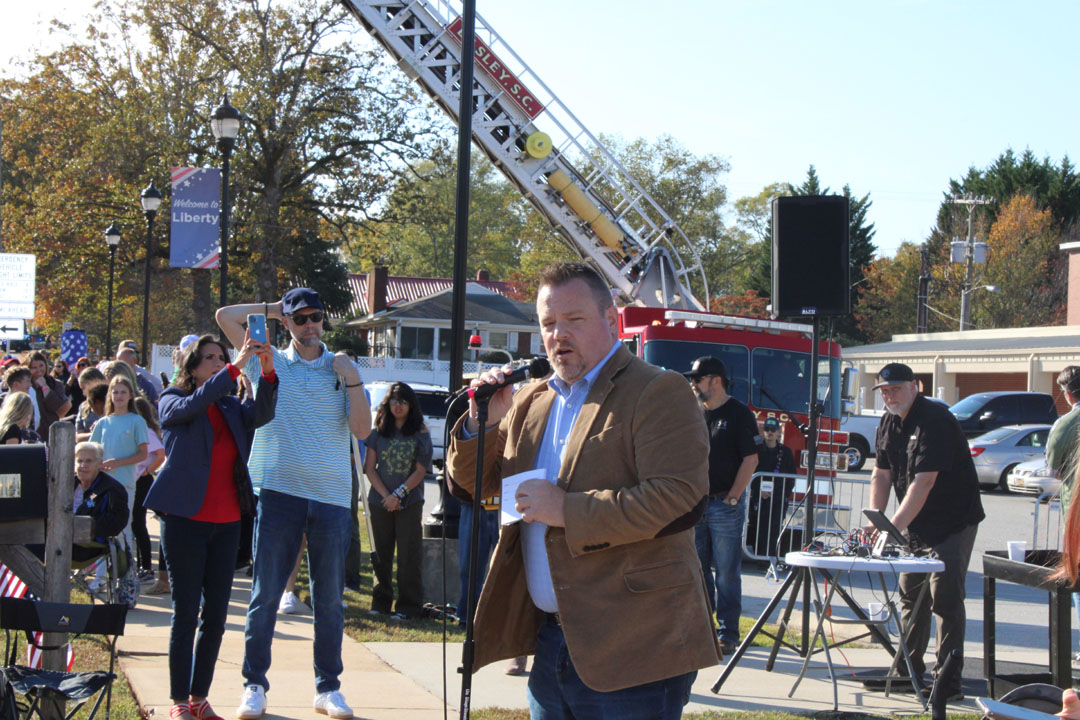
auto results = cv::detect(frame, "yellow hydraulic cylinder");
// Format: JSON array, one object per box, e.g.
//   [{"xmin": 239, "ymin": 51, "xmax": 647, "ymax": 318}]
[{"xmin": 547, "ymin": 169, "xmax": 626, "ymax": 255}]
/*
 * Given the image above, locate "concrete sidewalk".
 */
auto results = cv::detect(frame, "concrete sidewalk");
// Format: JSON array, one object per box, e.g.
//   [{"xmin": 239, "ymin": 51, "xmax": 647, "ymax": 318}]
[{"xmin": 117, "ymin": 570, "xmax": 1004, "ymax": 719}]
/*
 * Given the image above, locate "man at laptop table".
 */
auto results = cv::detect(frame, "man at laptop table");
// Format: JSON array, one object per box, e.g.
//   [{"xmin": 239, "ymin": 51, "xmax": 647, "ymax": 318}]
[{"xmin": 865, "ymin": 363, "xmax": 985, "ymax": 702}]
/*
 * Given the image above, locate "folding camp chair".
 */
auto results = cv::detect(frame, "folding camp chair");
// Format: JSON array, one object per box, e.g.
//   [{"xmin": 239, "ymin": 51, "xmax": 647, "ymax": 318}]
[{"xmin": 0, "ymin": 597, "xmax": 127, "ymax": 720}]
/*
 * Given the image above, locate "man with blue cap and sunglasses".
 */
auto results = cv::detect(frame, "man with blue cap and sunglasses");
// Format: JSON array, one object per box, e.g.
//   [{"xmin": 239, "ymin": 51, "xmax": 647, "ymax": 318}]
[{"xmin": 217, "ymin": 288, "xmax": 371, "ymax": 720}]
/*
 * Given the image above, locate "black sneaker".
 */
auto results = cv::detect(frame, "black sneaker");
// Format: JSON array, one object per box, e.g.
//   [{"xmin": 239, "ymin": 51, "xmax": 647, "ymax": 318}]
[
  {"xmin": 718, "ymin": 639, "xmax": 738, "ymax": 657},
  {"xmin": 344, "ymin": 579, "xmax": 362, "ymax": 594},
  {"xmin": 137, "ymin": 569, "xmax": 155, "ymax": 583}
]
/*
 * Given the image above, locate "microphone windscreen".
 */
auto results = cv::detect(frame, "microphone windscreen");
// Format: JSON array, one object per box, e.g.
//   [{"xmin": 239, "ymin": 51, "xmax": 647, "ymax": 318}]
[{"xmin": 529, "ymin": 357, "xmax": 551, "ymax": 378}]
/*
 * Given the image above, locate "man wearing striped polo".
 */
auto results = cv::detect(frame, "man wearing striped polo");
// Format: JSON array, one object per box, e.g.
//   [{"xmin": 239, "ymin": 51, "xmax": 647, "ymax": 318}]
[{"xmin": 216, "ymin": 288, "xmax": 372, "ymax": 720}]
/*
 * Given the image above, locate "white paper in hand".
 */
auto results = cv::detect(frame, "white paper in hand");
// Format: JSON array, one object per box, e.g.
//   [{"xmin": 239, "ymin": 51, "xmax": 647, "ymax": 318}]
[{"xmin": 501, "ymin": 469, "xmax": 547, "ymax": 526}]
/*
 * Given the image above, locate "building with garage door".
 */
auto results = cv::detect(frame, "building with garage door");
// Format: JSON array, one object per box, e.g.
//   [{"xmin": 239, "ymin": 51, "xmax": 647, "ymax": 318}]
[{"xmin": 844, "ymin": 325, "xmax": 1080, "ymax": 415}]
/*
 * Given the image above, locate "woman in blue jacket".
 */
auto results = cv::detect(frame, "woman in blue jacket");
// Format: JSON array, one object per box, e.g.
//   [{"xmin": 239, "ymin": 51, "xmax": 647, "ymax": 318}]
[{"xmin": 145, "ymin": 332, "xmax": 277, "ymax": 720}]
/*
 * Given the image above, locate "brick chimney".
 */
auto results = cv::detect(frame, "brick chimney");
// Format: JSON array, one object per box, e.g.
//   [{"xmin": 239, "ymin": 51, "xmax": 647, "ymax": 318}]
[
  {"xmin": 476, "ymin": 268, "xmax": 490, "ymax": 282},
  {"xmin": 1062, "ymin": 242, "xmax": 1080, "ymax": 325},
  {"xmin": 367, "ymin": 265, "xmax": 388, "ymax": 315}
]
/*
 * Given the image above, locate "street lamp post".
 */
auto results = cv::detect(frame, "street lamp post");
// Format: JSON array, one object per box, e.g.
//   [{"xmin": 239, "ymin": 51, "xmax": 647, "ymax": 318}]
[
  {"xmin": 960, "ymin": 284, "xmax": 1000, "ymax": 329},
  {"xmin": 104, "ymin": 223, "xmax": 121, "ymax": 358},
  {"xmin": 140, "ymin": 180, "xmax": 163, "ymax": 367},
  {"xmin": 210, "ymin": 94, "xmax": 241, "ymax": 308}
]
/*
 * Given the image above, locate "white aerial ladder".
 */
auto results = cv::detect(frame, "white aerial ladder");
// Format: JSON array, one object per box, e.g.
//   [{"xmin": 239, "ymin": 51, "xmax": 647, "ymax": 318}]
[{"xmin": 340, "ymin": 0, "xmax": 708, "ymax": 310}]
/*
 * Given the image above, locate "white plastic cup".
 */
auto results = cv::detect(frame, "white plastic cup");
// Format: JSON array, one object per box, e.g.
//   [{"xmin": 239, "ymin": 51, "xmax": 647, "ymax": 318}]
[
  {"xmin": 867, "ymin": 602, "xmax": 885, "ymax": 622},
  {"xmin": 1007, "ymin": 541, "xmax": 1027, "ymax": 562}
]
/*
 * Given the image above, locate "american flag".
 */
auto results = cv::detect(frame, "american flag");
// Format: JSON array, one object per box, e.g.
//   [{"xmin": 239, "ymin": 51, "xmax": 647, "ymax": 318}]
[
  {"xmin": 60, "ymin": 331, "xmax": 88, "ymax": 372},
  {"xmin": 0, "ymin": 563, "xmax": 75, "ymax": 670}
]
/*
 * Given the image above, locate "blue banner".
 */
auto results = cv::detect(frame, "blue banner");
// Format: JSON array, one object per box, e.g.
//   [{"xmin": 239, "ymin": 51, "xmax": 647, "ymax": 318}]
[{"xmin": 170, "ymin": 166, "xmax": 221, "ymax": 268}]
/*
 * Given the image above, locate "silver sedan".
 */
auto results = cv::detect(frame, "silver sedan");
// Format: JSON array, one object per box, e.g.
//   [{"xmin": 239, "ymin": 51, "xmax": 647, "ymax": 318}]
[{"xmin": 968, "ymin": 424, "xmax": 1052, "ymax": 491}]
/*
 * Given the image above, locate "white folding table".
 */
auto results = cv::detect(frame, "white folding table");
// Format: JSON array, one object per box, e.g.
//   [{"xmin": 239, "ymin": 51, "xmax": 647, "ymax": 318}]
[{"xmin": 783, "ymin": 551, "xmax": 945, "ymax": 711}]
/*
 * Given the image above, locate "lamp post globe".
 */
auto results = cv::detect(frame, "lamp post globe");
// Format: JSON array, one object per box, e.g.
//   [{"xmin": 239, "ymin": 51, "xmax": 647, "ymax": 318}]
[
  {"xmin": 139, "ymin": 180, "xmax": 162, "ymax": 367},
  {"xmin": 104, "ymin": 223, "xmax": 121, "ymax": 360},
  {"xmin": 210, "ymin": 94, "xmax": 241, "ymax": 308}
]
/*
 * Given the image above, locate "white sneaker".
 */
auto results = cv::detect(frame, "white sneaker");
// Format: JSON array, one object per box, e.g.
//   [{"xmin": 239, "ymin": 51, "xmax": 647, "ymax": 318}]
[
  {"xmin": 278, "ymin": 591, "xmax": 304, "ymax": 615},
  {"xmin": 236, "ymin": 684, "xmax": 266, "ymax": 719},
  {"xmin": 313, "ymin": 690, "xmax": 353, "ymax": 719}
]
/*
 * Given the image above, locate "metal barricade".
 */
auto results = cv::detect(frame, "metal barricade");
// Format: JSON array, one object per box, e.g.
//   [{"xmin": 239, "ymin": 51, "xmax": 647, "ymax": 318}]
[
  {"xmin": 1032, "ymin": 491, "xmax": 1062, "ymax": 551},
  {"xmin": 742, "ymin": 472, "xmax": 883, "ymax": 562}
]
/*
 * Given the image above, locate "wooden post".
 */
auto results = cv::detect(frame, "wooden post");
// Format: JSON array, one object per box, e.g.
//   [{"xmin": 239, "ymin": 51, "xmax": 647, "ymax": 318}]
[{"xmin": 41, "ymin": 422, "xmax": 75, "ymax": 720}]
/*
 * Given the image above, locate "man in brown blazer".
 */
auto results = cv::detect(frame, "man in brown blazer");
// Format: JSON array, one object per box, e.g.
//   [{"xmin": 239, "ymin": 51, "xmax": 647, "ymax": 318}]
[{"xmin": 447, "ymin": 262, "xmax": 720, "ymax": 718}]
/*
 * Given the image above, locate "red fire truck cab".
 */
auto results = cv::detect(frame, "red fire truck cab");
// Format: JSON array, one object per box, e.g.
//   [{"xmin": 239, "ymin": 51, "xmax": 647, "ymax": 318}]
[{"xmin": 618, "ymin": 306, "xmax": 848, "ymax": 474}]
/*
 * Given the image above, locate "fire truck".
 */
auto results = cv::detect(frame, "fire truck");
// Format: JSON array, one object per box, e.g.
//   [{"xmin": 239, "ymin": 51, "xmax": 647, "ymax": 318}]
[{"xmin": 340, "ymin": 0, "xmax": 848, "ymax": 469}]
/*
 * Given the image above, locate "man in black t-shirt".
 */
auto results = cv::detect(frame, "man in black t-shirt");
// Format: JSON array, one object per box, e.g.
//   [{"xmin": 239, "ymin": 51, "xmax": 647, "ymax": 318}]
[
  {"xmin": 684, "ymin": 356, "xmax": 760, "ymax": 654},
  {"xmin": 867, "ymin": 363, "xmax": 984, "ymax": 701}
]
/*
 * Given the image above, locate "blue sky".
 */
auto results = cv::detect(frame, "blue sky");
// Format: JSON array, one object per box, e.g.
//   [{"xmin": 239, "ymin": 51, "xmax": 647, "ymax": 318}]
[{"xmin": 5, "ymin": 1, "xmax": 1078, "ymax": 257}]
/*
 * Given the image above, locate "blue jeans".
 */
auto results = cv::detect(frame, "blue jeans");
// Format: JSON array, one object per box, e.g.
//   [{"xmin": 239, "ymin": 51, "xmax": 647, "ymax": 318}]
[
  {"xmin": 242, "ymin": 489, "xmax": 351, "ymax": 694},
  {"xmin": 162, "ymin": 515, "xmax": 240, "ymax": 701},
  {"xmin": 457, "ymin": 501, "xmax": 499, "ymax": 624},
  {"xmin": 694, "ymin": 494, "xmax": 746, "ymax": 645},
  {"xmin": 527, "ymin": 617, "xmax": 696, "ymax": 719}
]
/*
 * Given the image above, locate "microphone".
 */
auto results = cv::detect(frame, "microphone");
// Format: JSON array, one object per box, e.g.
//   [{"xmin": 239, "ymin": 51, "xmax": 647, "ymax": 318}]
[{"xmin": 467, "ymin": 357, "xmax": 551, "ymax": 401}]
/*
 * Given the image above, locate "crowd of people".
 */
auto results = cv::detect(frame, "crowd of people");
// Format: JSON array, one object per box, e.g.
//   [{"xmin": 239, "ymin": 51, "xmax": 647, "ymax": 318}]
[{"xmin": 4, "ymin": 262, "xmax": 1080, "ymax": 719}]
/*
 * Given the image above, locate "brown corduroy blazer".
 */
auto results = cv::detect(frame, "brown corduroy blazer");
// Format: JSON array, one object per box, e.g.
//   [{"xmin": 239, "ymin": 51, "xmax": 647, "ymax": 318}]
[{"xmin": 447, "ymin": 345, "xmax": 721, "ymax": 692}]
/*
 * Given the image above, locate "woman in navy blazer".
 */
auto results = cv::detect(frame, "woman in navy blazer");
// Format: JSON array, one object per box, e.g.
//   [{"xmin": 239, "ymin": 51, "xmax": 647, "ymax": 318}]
[{"xmin": 145, "ymin": 332, "xmax": 277, "ymax": 720}]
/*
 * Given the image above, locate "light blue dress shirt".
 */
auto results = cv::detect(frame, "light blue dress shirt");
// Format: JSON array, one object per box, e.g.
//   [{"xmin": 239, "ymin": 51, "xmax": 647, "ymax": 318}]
[{"xmin": 521, "ymin": 340, "xmax": 621, "ymax": 612}]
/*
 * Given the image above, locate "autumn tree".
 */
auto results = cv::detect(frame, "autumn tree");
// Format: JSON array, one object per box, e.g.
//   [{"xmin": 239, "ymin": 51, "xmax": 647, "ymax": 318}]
[{"xmin": 0, "ymin": 0, "xmax": 434, "ymax": 352}]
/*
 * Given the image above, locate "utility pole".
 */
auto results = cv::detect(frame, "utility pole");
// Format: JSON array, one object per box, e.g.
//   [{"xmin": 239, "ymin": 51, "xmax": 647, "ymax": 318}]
[
  {"xmin": 949, "ymin": 194, "xmax": 993, "ymax": 330},
  {"xmin": 916, "ymin": 243, "xmax": 930, "ymax": 333}
]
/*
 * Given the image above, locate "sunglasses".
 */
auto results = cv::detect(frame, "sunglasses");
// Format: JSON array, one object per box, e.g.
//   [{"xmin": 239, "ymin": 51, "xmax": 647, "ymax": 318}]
[
  {"xmin": 388, "ymin": 397, "xmax": 409, "ymax": 405},
  {"xmin": 291, "ymin": 311, "xmax": 324, "ymax": 325}
]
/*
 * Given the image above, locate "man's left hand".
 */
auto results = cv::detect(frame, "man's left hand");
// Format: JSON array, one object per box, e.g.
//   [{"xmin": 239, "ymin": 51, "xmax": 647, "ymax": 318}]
[
  {"xmin": 515, "ymin": 479, "xmax": 565, "ymax": 527},
  {"xmin": 332, "ymin": 352, "xmax": 360, "ymax": 382}
]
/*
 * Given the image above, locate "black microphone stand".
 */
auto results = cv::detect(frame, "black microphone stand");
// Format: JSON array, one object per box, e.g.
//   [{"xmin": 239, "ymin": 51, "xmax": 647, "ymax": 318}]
[{"xmin": 458, "ymin": 395, "xmax": 490, "ymax": 719}]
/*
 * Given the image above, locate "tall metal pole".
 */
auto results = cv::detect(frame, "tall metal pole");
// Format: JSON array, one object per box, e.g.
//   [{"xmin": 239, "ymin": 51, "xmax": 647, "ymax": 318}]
[
  {"xmin": 219, "ymin": 146, "xmax": 232, "ymax": 308},
  {"xmin": 451, "ymin": 5, "xmax": 478, "ymax": 718},
  {"xmin": 106, "ymin": 245, "xmax": 116, "ymax": 357},
  {"xmin": 800, "ymin": 316, "xmax": 822, "ymax": 654},
  {"xmin": 449, "ymin": 0, "xmax": 477, "ymax": 398},
  {"xmin": 141, "ymin": 214, "xmax": 154, "ymax": 367}
]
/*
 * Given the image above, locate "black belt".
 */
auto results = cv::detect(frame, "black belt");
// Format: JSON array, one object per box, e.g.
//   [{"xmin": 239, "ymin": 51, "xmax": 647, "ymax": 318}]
[{"xmin": 544, "ymin": 612, "xmax": 561, "ymax": 626}]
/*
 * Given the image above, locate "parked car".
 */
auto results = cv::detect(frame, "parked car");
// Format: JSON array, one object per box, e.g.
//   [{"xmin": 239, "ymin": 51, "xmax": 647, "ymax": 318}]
[
  {"xmin": 366, "ymin": 380, "xmax": 450, "ymax": 466},
  {"xmin": 968, "ymin": 424, "xmax": 1051, "ymax": 491},
  {"xmin": 1006, "ymin": 459, "xmax": 1060, "ymax": 497},
  {"xmin": 950, "ymin": 391, "xmax": 1058, "ymax": 438}
]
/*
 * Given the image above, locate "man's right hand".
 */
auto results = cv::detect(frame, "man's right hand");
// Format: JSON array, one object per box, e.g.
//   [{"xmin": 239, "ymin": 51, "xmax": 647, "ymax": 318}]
[{"xmin": 464, "ymin": 364, "xmax": 515, "ymax": 434}]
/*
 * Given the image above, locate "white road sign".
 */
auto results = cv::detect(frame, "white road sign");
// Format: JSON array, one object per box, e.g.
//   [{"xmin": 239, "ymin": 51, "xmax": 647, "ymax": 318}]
[
  {"xmin": 0, "ymin": 302, "xmax": 34, "ymax": 318},
  {"xmin": 0, "ymin": 319, "xmax": 25, "ymax": 341},
  {"xmin": 0, "ymin": 254, "xmax": 36, "ymax": 308}
]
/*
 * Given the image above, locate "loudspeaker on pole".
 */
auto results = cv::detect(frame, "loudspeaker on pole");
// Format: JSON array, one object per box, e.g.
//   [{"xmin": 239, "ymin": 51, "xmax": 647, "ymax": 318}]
[{"xmin": 771, "ymin": 195, "xmax": 850, "ymax": 318}]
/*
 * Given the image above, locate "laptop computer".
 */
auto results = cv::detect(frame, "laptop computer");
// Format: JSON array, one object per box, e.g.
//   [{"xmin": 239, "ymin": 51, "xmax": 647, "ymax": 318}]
[{"xmin": 862, "ymin": 508, "xmax": 909, "ymax": 557}]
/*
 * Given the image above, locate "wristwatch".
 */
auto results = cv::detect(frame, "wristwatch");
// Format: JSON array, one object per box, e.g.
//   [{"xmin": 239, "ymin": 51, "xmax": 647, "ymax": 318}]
[{"xmin": 724, "ymin": 495, "xmax": 740, "ymax": 506}]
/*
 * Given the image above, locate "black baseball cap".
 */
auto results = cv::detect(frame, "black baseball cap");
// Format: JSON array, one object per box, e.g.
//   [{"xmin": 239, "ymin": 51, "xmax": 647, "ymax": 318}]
[
  {"xmin": 872, "ymin": 362, "xmax": 915, "ymax": 390},
  {"xmin": 684, "ymin": 356, "xmax": 728, "ymax": 382},
  {"xmin": 281, "ymin": 287, "xmax": 324, "ymax": 315}
]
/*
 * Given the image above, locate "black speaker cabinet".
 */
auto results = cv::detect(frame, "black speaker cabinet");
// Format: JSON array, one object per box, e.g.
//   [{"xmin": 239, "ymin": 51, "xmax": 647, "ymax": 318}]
[{"xmin": 771, "ymin": 195, "xmax": 850, "ymax": 317}]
